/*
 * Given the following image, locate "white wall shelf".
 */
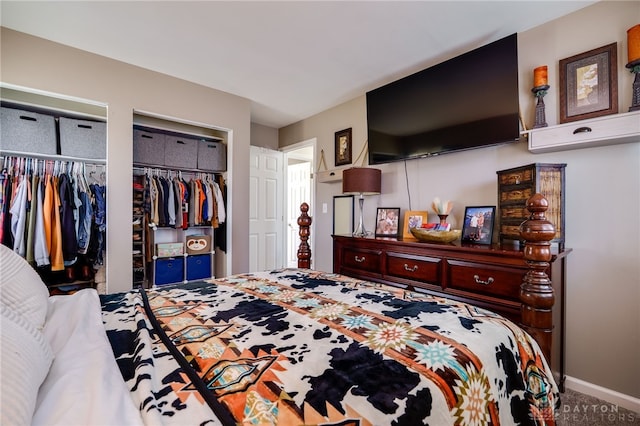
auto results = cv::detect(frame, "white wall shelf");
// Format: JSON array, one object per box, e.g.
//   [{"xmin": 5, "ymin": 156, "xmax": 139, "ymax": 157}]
[{"xmin": 527, "ymin": 110, "xmax": 640, "ymax": 153}]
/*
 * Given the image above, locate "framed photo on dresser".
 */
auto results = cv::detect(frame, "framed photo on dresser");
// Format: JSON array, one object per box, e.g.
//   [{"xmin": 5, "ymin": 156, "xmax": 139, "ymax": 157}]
[
  {"xmin": 375, "ymin": 208, "xmax": 400, "ymax": 237},
  {"xmin": 402, "ymin": 210, "xmax": 428, "ymax": 240},
  {"xmin": 461, "ymin": 206, "xmax": 495, "ymax": 245}
]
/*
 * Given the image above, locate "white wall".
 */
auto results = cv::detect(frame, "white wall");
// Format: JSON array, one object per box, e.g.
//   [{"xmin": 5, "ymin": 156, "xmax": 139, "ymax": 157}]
[
  {"xmin": 279, "ymin": 1, "xmax": 640, "ymax": 400},
  {"xmin": 1, "ymin": 28, "xmax": 253, "ymax": 292}
]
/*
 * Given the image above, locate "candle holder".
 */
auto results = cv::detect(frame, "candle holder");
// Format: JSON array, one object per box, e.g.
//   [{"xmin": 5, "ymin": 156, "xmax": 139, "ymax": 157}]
[
  {"xmin": 626, "ymin": 59, "xmax": 640, "ymax": 112},
  {"xmin": 532, "ymin": 84, "xmax": 550, "ymax": 128}
]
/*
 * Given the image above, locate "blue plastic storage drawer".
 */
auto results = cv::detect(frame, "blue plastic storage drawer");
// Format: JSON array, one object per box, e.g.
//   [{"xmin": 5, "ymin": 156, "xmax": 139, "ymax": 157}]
[
  {"xmin": 155, "ymin": 257, "xmax": 184, "ymax": 285},
  {"xmin": 186, "ymin": 254, "xmax": 211, "ymax": 281}
]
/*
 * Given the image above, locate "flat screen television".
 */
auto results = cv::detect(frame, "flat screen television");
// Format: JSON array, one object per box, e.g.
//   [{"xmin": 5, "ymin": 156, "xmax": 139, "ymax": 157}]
[{"xmin": 367, "ymin": 33, "xmax": 520, "ymax": 165}]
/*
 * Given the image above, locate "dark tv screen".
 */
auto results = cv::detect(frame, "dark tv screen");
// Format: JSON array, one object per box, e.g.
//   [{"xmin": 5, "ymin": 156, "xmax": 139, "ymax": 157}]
[{"xmin": 367, "ymin": 33, "xmax": 520, "ymax": 164}]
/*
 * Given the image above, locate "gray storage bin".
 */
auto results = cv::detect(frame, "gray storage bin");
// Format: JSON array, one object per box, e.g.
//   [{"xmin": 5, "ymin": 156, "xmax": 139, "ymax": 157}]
[
  {"xmin": 59, "ymin": 117, "xmax": 106, "ymax": 159},
  {"xmin": 0, "ymin": 107, "xmax": 57, "ymax": 155},
  {"xmin": 164, "ymin": 135, "xmax": 198, "ymax": 169},
  {"xmin": 133, "ymin": 129, "xmax": 166, "ymax": 166},
  {"xmin": 197, "ymin": 140, "xmax": 226, "ymax": 171}
]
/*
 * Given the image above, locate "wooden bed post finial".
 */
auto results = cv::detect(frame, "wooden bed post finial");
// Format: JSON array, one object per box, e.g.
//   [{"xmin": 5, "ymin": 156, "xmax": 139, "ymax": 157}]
[
  {"xmin": 297, "ymin": 202, "xmax": 312, "ymax": 268},
  {"xmin": 519, "ymin": 193, "xmax": 555, "ymax": 361}
]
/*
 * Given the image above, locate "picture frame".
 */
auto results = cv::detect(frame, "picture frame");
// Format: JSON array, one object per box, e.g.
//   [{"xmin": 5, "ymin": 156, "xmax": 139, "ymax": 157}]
[
  {"xmin": 402, "ymin": 210, "xmax": 428, "ymax": 240},
  {"xmin": 375, "ymin": 207, "xmax": 400, "ymax": 237},
  {"xmin": 461, "ymin": 206, "xmax": 496, "ymax": 245},
  {"xmin": 334, "ymin": 128, "xmax": 352, "ymax": 166},
  {"xmin": 559, "ymin": 42, "xmax": 618, "ymax": 123},
  {"xmin": 333, "ymin": 195, "xmax": 354, "ymax": 236}
]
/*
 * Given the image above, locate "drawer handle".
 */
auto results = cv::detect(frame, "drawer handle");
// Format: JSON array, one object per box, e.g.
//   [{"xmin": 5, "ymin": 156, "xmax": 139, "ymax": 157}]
[
  {"xmin": 473, "ymin": 274, "xmax": 494, "ymax": 285},
  {"xmin": 354, "ymin": 256, "xmax": 365, "ymax": 263},
  {"xmin": 403, "ymin": 263, "xmax": 418, "ymax": 272},
  {"xmin": 573, "ymin": 126, "xmax": 592, "ymax": 134}
]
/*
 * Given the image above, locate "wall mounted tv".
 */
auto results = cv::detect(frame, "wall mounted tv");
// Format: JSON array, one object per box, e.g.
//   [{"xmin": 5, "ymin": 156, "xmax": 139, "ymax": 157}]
[{"xmin": 367, "ymin": 33, "xmax": 520, "ymax": 165}]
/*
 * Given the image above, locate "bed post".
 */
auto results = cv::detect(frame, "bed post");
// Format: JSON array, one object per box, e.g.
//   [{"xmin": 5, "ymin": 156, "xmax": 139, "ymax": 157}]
[
  {"xmin": 519, "ymin": 193, "xmax": 556, "ymax": 361},
  {"xmin": 297, "ymin": 202, "xmax": 312, "ymax": 268}
]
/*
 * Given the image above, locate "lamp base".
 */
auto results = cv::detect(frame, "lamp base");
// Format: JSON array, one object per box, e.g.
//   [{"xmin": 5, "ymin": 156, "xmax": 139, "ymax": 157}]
[
  {"xmin": 352, "ymin": 229, "xmax": 372, "ymax": 238},
  {"xmin": 352, "ymin": 194, "xmax": 371, "ymax": 238}
]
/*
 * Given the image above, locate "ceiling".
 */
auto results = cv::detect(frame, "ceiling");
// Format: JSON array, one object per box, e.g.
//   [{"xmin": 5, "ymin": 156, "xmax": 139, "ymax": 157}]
[{"xmin": 1, "ymin": 1, "xmax": 596, "ymax": 129}]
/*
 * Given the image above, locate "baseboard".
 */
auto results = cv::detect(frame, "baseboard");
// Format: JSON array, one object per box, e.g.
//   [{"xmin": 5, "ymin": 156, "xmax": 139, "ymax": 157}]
[{"xmin": 565, "ymin": 376, "xmax": 640, "ymax": 414}]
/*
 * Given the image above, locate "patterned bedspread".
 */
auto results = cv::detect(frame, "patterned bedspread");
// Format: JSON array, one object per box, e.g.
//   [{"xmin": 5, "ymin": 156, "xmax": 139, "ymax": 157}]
[{"xmin": 100, "ymin": 268, "xmax": 559, "ymax": 425}]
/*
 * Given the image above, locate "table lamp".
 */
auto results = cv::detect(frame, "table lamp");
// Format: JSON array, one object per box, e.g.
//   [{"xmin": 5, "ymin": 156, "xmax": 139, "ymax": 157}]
[{"xmin": 342, "ymin": 167, "xmax": 381, "ymax": 237}]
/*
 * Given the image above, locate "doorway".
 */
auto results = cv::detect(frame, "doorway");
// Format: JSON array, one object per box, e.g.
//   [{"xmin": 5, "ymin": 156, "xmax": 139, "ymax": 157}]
[{"xmin": 283, "ymin": 139, "xmax": 315, "ymax": 268}]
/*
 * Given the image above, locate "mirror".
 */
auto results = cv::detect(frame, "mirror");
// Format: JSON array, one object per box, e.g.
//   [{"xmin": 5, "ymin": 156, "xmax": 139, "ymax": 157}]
[{"xmin": 333, "ymin": 195, "xmax": 354, "ymax": 235}]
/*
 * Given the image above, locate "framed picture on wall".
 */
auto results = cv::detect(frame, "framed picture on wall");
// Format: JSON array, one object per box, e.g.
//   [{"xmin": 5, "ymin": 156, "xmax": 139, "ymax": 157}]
[
  {"xmin": 375, "ymin": 207, "xmax": 400, "ymax": 237},
  {"xmin": 461, "ymin": 206, "xmax": 495, "ymax": 245},
  {"xmin": 559, "ymin": 42, "xmax": 618, "ymax": 123},
  {"xmin": 335, "ymin": 128, "xmax": 352, "ymax": 166},
  {"xmin": 402, "ymin": 210, "xmax": 428, "ymax": 240}
]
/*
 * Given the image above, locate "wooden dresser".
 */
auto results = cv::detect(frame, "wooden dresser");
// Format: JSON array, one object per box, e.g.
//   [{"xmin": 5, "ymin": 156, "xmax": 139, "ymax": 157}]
[{"xmin": 332, "ymin": 235, "xmax": 570, "ymax": 389}]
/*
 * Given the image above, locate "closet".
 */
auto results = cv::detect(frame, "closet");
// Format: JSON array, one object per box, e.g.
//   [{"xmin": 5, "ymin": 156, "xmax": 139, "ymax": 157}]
[
  {"xmin": 132, "ymin": 114, "xmax": 227, "ymax": 288},
  {"xmin": 0, "ymin": 86, "xmax": 107, "ymax": 294}
]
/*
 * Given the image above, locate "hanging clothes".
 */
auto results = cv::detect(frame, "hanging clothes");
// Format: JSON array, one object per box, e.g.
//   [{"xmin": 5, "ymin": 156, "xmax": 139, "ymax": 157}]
[
  {"xmin": 10, "ymin": 174, "xmax": 29, "ymax": 256},
  {"xmin": 33, "ymin": 178, "xmax": 49, "ymax": 267},
  {"xmin": 25, "ymin": 170, "xmax": 39, "ymax": 264},
  {"xmin": 58, "ymin": 173, "xmax": 78, "ymax": 264},
  {"xmin": 0, "ymin": 155, "xmax": 107, "ymax": 279},
  {"xmin": 135, "ymin": 167, "xmax": 226, "ymax": 230},
  {"xmin": 1, "ymin": 171, "xmax": 14, "ymax": 248},
  {"xmin": 90, "ymin": 183, "xmax": 106, "ymax": 267}
]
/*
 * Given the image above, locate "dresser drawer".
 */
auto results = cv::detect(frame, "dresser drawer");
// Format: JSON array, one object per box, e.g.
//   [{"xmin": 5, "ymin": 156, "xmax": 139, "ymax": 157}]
[
  {"xmin": 500, "ymin": 206, "xmax": 529, "ymax": 220},
  {"xmin": 500, "ymin": 223, "xmax": 522, "ymax": 240},
  {"xmin": 386, "ymin": 252, "xmax": 441, "ymax": 284},
  {"xmin": 498, "ymin": 167, "xmax": 534, "ymax": 186},
  {"xmin": 499, "ymin": 186, "xmax": 534, "ymax": 204},
  {"xmin": 446, "ymin": 260, "xmax": 525, "ymax": 302},
  {"xmin": 342, "ymin": 247, "xmax": 382, "ymax": 274}
]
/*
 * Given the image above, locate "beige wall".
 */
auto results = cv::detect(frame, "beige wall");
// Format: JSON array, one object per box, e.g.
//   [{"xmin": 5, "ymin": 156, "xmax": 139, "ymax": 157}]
[
  {"xmin": 280, "ymin": 2, "xmax": 640, "ymax": 400},
  {"xmin": 1, "ymin": 27, "xmax": 252, "ymax": 293},
  {"xmin": 251, "ymin": 122, "xmax": 279, "ymax": 149}
]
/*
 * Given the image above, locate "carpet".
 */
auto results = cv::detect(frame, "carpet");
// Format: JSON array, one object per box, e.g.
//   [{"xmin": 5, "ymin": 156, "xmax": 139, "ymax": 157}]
[{"xmin": 557, "ymin": 388, "xmax": 639, "ymax": 426}]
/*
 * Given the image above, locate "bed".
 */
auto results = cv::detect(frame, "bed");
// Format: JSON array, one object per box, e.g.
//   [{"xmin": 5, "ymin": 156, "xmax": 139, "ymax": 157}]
[{"xmin": 1, "ymin": 196, "xmax": 561, "ymax": 425}]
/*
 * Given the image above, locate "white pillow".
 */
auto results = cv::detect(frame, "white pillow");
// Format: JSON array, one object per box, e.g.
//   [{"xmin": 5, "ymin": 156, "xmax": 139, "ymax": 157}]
[
  {"xmin": 0, "ymin": 244, "xmax": 50, "ymax": 329},
  {"xmin": 1, "ymin": 304, "xmax": 54, "ymax": 426}
]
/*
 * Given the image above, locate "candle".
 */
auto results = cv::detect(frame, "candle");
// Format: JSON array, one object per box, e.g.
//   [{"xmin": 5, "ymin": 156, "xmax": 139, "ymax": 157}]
[
  {"xmin": 628, "ymin": 24, "xmax": 640, "ymax": 63},
  {"xmin": 534, "ymin": 65, "xmax": 548, "ymax": 88}
]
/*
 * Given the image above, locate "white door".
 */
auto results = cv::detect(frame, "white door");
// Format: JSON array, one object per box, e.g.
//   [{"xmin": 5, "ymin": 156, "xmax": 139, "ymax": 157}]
[
  {"xmin": 287, "ymin": 161, "xmax": 311, "ymax": 267},
  {"xmin": 249, "ymin": 146, "xmax": 284, "ymax": 272}
]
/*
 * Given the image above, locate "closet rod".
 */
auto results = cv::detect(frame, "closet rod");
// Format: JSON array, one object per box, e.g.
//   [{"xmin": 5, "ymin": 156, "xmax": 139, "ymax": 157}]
[
  {"xmin": 0, "ymin": 149, "xmax": 106, "ymax": 165},
  {"xmin": 133, "ymin": 164, "xmax": 224, "ymax": 174}
]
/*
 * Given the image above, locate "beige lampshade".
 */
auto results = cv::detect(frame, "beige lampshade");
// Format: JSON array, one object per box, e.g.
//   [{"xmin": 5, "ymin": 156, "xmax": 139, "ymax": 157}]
[{"xmin": 343, "ymin": 167, "xmax": 381, "ymax": 195}]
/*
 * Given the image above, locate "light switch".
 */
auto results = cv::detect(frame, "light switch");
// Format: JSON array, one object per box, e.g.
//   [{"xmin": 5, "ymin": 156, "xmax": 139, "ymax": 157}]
[{"xmin": 322, "ymin": 203, "xmax": 328, "ymax": 213}]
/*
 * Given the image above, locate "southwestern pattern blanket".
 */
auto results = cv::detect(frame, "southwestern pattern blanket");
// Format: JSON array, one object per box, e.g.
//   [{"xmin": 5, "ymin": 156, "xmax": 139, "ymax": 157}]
[{"xmin": 100, "ymin": 269, "xmax": 560, "ymax": 425}]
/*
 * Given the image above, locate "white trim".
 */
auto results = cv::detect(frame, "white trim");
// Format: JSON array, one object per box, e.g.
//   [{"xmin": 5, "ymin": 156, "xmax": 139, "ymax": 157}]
[
  {"xmin": 565, "ymin": 376, "xmax": 640, "ymax": 414},
  {"xmin": 1, "ymin": 82, "xmax": 108, "ymax": 108},
  {"xmin": 281, "ymin": 138, "xmax": 316, "ymax": 269},
  {"xmin": 133, "ymin": 108, "xmax": 230, "ymax": 133}
]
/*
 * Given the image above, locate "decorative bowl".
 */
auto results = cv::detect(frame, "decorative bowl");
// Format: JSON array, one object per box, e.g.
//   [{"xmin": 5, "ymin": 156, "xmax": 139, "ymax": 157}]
[{"xmin": 410, "ymin": 228, "xmax": 461, "ymax": 243}]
